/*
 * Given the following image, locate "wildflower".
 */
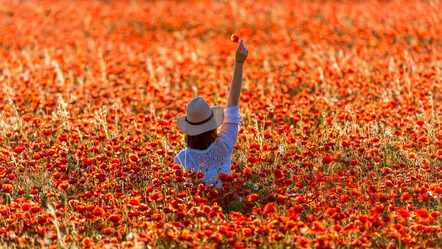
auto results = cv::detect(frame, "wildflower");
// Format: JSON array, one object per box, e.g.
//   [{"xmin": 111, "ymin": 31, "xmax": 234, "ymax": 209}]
[
  {"xmin": 103, "ymin": 227, "xmax": 114, "ymax": 235},
  {"xmin": 231, "ymin": 34, "xmax": 240, "ymax": 43},
  {"xmin": 248, "ymin": 194, "xmax": 259, "ymax": 202},
  {"xmin": 129, "ymin": 154, "xmax": 139, "ymax": 163},
  {"xmin": 58, "ymin": 182, "xmax": 70, "ymax": 191},
  {"xmin": 109, "ymin": 214, "xmax": 122, "ymax": 224},
  {"xmin": 322, "ymin": 155, "xmax": 333, "ymax": 164},
  {"xmin": 273, "ymin": 169, "xmax": 285, "ymax": 179},
  {"xmin": 2, "ymin": 184, "xmax": 13, "ymax": 193}
]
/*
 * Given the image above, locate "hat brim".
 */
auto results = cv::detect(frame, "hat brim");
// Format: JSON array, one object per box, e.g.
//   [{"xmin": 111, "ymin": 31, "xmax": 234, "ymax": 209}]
[{"xmin": 177, "ymin": 106, "xmax": 224, "ymax": 136}]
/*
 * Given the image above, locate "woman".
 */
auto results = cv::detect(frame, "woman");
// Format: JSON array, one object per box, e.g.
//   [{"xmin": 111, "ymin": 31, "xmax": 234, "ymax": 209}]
[{"xmin": 174, "ymin": 39, "xmax": 248, "ymax": 188}]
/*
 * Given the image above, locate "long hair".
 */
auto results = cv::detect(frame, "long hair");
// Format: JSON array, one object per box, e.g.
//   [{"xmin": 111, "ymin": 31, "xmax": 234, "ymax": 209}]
[{"xmin": 185, "ymin": 128, "xmax": 218, "ymax": 150}]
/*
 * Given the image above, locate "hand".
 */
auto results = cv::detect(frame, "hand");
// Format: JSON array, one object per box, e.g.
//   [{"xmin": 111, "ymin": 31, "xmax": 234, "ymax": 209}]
[{"xmin": 235, "ymin": 40, "xmax": 248, "ymax": 63}]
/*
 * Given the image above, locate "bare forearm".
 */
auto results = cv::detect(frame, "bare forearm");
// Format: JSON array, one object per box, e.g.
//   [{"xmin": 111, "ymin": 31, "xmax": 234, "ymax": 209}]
[
  {"xmin": 227, "ymin": 39, "xmax": 248, "ymax": 107},
  {"xmin": 227, "ymin": 62, "xmax": 244, "ymax": 107}
]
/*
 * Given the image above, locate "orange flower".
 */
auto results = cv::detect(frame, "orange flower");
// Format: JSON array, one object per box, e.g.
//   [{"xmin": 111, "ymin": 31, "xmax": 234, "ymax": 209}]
[
  {"xmin": 262, "ymin": 203, "xmax": 277, "ymax": 214},
  {"xmin": 29, "ymin": 205, "xmax": 41, "ymax": 213},
  {"xmin": 93, "ymin": 207, "xmax": 105, "ymax": 216},
  {"xmin": 242, "ymin": 228, "xmax": 253, "ymax": 237},
  {"xmin": 58, "ymin": 182, "xmax": 70, "ymax": 191},
  {"xmin": 418, "ymin": 136, "xmax": 430, "ymax": 144},
  {"xmin": 82, "ymin": 237, "xmax": 92, "ymax": 246},
  {"xmin": 330, "ymin": 225, "xmax": 343, "ymax": 233},
  {"xmin": 311, "ymin": 221, "xmax": 325, "ymax": 233},
  {"xmin": 2, "ymin": 184, "xmax": 13, "ymax": 193}
]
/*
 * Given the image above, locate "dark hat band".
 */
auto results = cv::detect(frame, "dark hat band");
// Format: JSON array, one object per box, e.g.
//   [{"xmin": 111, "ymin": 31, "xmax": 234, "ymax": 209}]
[{"xmin": 185, "ymin": 111, "xmax": 214, "ymax": 125}]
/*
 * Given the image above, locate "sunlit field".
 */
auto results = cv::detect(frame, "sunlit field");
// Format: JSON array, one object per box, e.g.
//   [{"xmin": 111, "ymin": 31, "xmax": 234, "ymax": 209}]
[{"xmin": 0, "ymin": 0, "xmax": 441, "ymax": 248}]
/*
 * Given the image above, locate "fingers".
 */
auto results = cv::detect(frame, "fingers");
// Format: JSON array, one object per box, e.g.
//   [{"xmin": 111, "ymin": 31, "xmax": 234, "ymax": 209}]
[
  {"xmin": 237, "ymin": 39, "xmax": 244, "ymax": 51},
  {"xmin": 236, "ymin": 39, "xmax": 248, "ymax": 59},
  {"xmin": 237, "ymin": 39, "xmax": 248, "ymax": 53}
]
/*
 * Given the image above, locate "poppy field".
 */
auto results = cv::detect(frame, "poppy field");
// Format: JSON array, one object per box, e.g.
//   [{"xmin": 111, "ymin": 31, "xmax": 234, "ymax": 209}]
[{"xmin": 0, "ymin": 0, "xmax": 441, "ymax": 248}]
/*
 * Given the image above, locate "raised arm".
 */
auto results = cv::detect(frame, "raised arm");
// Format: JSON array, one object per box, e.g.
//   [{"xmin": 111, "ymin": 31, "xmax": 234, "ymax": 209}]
[{"xmin": 227, "ymin": 40, "xmax": 248, "ymax": 107}]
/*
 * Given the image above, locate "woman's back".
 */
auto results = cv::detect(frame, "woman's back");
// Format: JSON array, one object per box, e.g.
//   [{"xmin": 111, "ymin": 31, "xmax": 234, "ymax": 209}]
[{"xmin": 174, "ymin": 106, "xmax": 242, "ymax": 187}]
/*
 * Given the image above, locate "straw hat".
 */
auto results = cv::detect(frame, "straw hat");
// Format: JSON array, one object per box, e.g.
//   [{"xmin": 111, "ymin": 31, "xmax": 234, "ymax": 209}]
[{"xmin": 177, "ymin": 97, "xmax": 224, "ymax": 136}]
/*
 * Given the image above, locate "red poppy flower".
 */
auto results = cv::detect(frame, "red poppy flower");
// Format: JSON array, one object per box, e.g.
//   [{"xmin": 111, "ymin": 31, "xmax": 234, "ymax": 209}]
[
  {"xmin": 109, "ymin": 214, "xmax": 122, "ymax": 223},
  {"xmin": 29, "ymin": 205, "xmax": 41, "ymax": 213},
  {"xmin": 231, "ymin": 34, "xmax": 240, "ymax": 43},
  {"xmin": 2, "ymin": 184, "xmax": 13, "ymax": 193},
  {"xmin": 322, "ymin": 156, "xmax": 333, "ymax": 164},
  {"xmin": 128, "ymin": 199, "xmax": 140, "ymax": 206},
  {"xmin": 58, "ymin": 182, "xmax": 70, "ymax": 191},
  {"xmin": 248, "ymin": 194, "xmax": 259, "ymax": 202},
  {"xmin": 273, "ymin": 169, "xmax": 285, "ymax": 179},
  {"xmin": 129, "ymin": 154, "xmax": 139, "ymax": 163},
  {"xmin": 262, "ymin": 203, "xmax": 277, "ymax": 214},
  {"xmin": 103, "ymin": 227, "xmax": 114, "ymax": 235}
]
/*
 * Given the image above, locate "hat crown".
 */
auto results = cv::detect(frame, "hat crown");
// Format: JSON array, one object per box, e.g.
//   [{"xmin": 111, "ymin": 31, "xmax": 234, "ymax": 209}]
[{"xmin": 186, "ymin": 97, "xmax": 212, "ymax": 123}]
